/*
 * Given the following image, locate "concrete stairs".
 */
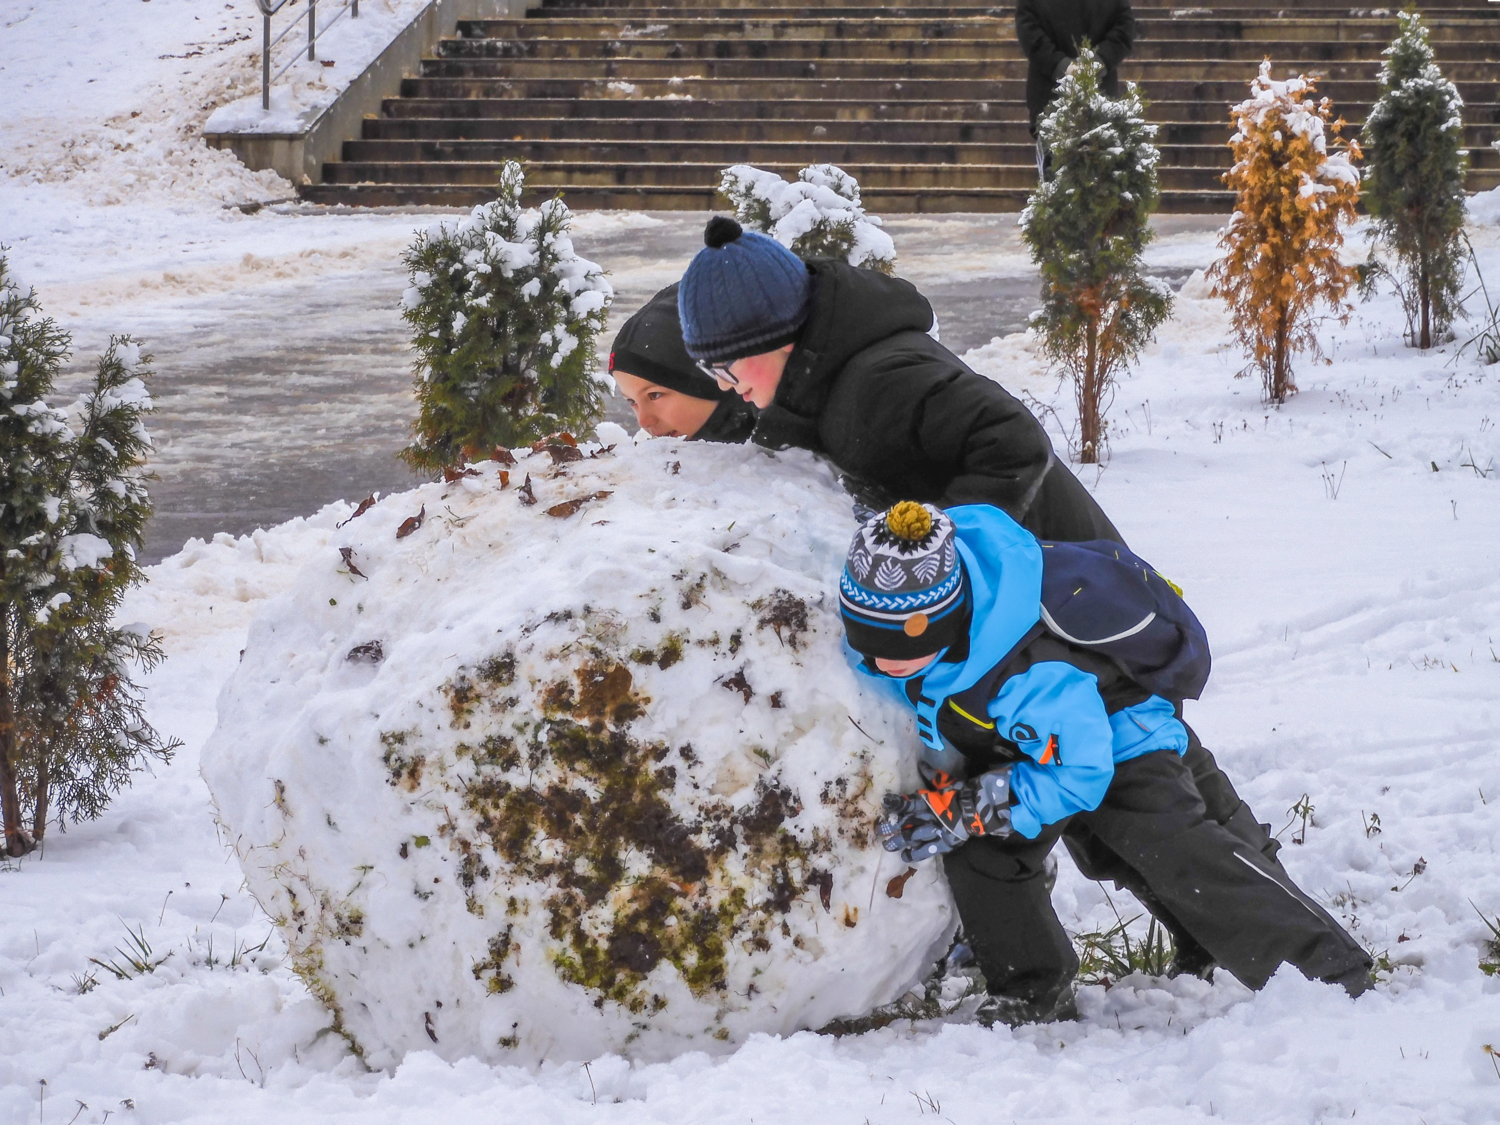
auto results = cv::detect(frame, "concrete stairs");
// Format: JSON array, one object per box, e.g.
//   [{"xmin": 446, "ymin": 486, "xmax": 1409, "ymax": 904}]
[{"xmin": 301, "ymin": 0, "xmax": 1500, "ymax": 212}]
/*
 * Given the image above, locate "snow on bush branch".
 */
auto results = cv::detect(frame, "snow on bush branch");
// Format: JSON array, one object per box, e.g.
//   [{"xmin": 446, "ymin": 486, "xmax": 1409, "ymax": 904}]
[
  {"xmin": 719, "ymin": 164, "xmax": 896, "ymax": 273},
  {"xmin": 0, "ymin": 252, "xmax": 179, "ymax": 858},
  {"xmin": 1209, "ymin": 61, "xmax": 1361, "ymax": 405},
  {"xmin": 399, "ymin": 162, "xmax": 613, "ymax": 472}
]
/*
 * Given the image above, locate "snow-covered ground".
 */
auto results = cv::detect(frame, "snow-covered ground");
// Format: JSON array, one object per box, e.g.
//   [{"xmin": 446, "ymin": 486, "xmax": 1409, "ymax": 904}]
[
  {"xmin": 4, "ymin": 1, "xmax": 1500, "ymax": 1120},
  {"xmin": 3, "ymin": 224, "xmax": 1499, "ymax": 1121}
]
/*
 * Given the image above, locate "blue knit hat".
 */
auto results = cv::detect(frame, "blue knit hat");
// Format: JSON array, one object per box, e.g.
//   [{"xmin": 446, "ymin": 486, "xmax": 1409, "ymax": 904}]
[
  {"xmin": 840, "ymin": 502, "xmax": 970, "ymax": 661},
  {"xmin": 678, "ymin": 217, "xmax": 812, "ymax": 364}
]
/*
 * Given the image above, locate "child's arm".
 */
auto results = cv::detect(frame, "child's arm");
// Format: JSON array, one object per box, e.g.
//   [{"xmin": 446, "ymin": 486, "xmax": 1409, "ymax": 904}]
[{"xmin": 988, "ymin": 661, "xmax": 1116, "ymax": 838}]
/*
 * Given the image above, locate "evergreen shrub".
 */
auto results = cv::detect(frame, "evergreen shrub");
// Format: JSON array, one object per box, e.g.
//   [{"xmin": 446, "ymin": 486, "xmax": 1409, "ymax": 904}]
[
  {"xmin": 0, "ymin": 253, "xmax": 179, "ymax": 857},
  {"xmin": 1361, "ymin": 10, "xmax": 1468, "ymax": 349},
  {"xmin": 399, "ymin": 162, "xmax": 613, "ymax": 472},
  {"xmin": 719, "ymin": 163, "xmax": 896, "ymax": 272},
  {"xmin": 1209, "ymin": 61, "xmax": 1361, "ymax": 404},
  {"xmin": 1020, "ymin": 48, "xmax": 1172, "ymax": 464}
]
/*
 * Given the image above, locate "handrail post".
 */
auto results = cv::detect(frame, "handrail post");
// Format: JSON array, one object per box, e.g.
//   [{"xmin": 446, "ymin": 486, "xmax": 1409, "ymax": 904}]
[
  {"xmin": 307, "ymin": 0, "xmax": 317, "ymax": 61},
  {"xmin": 262, "ymin": 8, "xmax": 271, "ymax": 109},
  {"xmin": 352, "ymin": 0, "xmax": 359, "ymax": 16}
]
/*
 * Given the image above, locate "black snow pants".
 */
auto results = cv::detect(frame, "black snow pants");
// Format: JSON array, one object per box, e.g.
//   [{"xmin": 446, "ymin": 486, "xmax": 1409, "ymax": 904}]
[{"xmin": 942, "ymin": 738, "xmax": 1372, "ymax": 1007}]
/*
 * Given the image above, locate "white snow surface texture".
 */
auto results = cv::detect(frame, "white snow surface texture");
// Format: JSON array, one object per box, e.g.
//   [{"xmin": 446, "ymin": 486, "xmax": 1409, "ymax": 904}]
[{"xmin": 202, "ymin": 442, "xmax": 951, "ymax": 1068}]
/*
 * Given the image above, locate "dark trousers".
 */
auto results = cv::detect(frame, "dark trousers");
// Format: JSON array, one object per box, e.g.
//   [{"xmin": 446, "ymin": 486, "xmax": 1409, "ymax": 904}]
[{"xmin": 943, "ymin": 734, "xmax": 1372, "ymax": 1004}]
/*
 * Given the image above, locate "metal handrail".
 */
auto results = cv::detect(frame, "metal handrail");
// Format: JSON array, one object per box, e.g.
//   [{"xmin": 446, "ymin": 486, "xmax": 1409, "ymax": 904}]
[{"xmin": 253, "ymin": 0, "xmax": 361, "ymax": 111}]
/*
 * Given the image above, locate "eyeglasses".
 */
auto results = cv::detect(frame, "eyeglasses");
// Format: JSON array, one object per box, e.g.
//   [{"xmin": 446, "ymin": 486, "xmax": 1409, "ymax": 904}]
[{"xmin": 696, "ymin": 359, "xmax": 739, "ymax": 387}]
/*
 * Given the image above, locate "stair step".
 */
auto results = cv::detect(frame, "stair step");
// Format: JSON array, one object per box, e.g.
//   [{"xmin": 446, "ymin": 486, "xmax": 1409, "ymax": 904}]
[
  {"xmin": 413, "ymin": 57, "xmax": 1500, "ymax": 83},
  {"xmin": 436, "ymin": 36, "xmax": 1499, "ymax": 62},
  {"xmin": 378, "ymin": 94, "xmax": 1500, "ymax": 126},
  {"xmin": 397, "ymin": 75, "xmax": 1496, "ymax": 104},
  {"xmin": 464, "ymin": 15, "xmax": 1500, "ymax": 41}
]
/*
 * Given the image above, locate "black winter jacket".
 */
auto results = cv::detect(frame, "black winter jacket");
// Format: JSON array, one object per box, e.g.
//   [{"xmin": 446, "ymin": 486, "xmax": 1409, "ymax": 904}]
[
  {"xmin": 752, "ymin": 259, "xmax": 1123, "ymax": 544},
  {"xmin": 1015, "ymin": 0, "xmax": 1136, "ymax": 130}
]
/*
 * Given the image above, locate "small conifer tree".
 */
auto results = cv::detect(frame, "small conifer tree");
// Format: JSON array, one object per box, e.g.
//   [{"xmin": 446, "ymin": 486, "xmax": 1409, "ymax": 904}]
[
  {"xmin": 1361, "ymin": 10, "xmax": 1468, "ymax": 349},
  {"xmin": 1209, "ymin": 62, "xmax": 1361, "ymax": 404},
  {"xmin": 1020, "ymin": 48, "xmax": 1172, "ymax": 464},
  {"xmin": 399, "ymin": 162, "xmax": 613, "ymax": 472},
  {"xmin": 0, "ymin": 254, "xmax": 179, "ymax": 857},
  {"xmin": 719, "ymin": 163, "xmax": 896, "ymax": 273}
]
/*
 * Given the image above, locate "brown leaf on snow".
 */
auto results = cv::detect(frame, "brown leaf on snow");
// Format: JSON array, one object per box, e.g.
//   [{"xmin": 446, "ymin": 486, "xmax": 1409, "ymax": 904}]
[
  {"xmin": 544, "ymin": 443, "xmax": 584, "ymax": 465},
  {"xmin": 885, "ymin": 867, "xmax": 918, "ymax": 899},
  {"xmin": 544, "ymin": 490, "xmax": 613, "ymax": 518},
  {"xmin": 337, "ymin": 495, "xmax": 376, "ymax": 528},
  {"xmin": 442, "ymin": 464, "xmax": 480, "ymax": 483},
  {"xmin": 720, "ymin": 669, "xmax": 753, "ymax": 703},
  {"xmin": 396, "ymin": 505, "xmax": 426, "ymax": 539},
  {"xmin": 530, "ymin": 431, "xmax": 578, "ymax": 453},
  {"xmin": 346, "ymin": 640, "xmax": 384, "ymax": 664},
  {"xmin": 589, "ymin": 444, "xmax": 617, "ymax": 459},
  {"xmin": 492, "ymin": 447, "xmax": 517, "ymax": 466},
  {"xmin": 338, "ymin": 546, "xmax": 367, "ymax": 579},
  {"xmin": 517, "ymin": 474, "xmax": 537, "ymax": 506},
  {"xmin": 498, "ymin": 470, "xmax": 510, "ymax": 489},
  {"xmin": 808, "ymin": 869, "xmax": 833, "ymax": 912}
]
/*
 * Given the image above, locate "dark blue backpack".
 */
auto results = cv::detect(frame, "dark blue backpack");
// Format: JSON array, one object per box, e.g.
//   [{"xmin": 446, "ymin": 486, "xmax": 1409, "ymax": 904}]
[{"xmin": 1034, "ymin": 539, "xmax": 1211, "ymax": 701}]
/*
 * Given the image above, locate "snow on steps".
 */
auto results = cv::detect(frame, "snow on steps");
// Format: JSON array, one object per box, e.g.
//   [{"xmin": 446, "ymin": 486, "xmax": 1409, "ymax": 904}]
[{"xmin": 200, "ymin": 436, "xmax": 954, "ymax": 1068}]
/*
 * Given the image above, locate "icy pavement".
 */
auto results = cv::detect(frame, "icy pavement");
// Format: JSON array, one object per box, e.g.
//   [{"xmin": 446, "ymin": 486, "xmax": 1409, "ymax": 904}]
[{"xmin": 2, "ymin": 196, "xmax": 1218, "ymax": 562}]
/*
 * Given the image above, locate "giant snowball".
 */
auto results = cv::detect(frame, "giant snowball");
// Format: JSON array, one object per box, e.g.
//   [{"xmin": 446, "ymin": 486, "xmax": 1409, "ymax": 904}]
[{"xmin": 202, "ymin": 439, "xmax": 955, "ymax": 1068}]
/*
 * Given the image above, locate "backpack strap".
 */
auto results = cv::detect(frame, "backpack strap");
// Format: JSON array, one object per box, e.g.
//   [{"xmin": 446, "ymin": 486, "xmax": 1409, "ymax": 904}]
[{"xmin": 909, "ymin": 621, "xmax": 1047, "ymax": 755}]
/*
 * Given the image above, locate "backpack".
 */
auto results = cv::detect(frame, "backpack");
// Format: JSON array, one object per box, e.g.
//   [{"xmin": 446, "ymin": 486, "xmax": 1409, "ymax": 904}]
[
  {"xmin": 1034, "ymin": 539, "xmax": 1211, "ymax": 702},
  {"xmin": 940, "ymin": 540, "xmax": 1212, "ymax": 728}
]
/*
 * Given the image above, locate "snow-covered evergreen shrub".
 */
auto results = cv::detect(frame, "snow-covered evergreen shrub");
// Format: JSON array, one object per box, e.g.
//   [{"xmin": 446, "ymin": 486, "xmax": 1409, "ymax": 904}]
[
  {"xmin": 203, "ymin": 442, "xmax": 953, "ymax": 1067},
  {"xmin": 1209, "ymin": 62, "xmax": 1361, "ymax": 404},
  {"xmin": 1361, "ymin": 11, "xmax": 1468, "ymax": 350},
  {"xmin": 399, "ymin": 162, "xmax": 613, "ymax": 473},
  {"xmin": 1020, "ymin": 48, "xmax": 1171, "ymax": 464},
  {"xmin": 720, "ymin": 163, "xmax": 896, "ymax": 272},
  {"xmin": 0, "ymin": 253, "xmax": 179, "ymax": 858}
]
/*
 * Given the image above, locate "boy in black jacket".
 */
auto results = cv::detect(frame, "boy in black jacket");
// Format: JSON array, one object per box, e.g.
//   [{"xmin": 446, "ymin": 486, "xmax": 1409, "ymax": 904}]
[{"xmin": 674, "ymin": 216, "xmax": 1315, "ymax": 984}]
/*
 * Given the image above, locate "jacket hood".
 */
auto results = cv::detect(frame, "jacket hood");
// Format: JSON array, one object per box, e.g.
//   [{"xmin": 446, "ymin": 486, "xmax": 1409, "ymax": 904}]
[
  {"xmin": 754, "ymin": 259, "xmax": 935, "ymax": 450},
  {"xmin": 853, "ymin": 505, "xmax": 1043, "ymax": 751}
]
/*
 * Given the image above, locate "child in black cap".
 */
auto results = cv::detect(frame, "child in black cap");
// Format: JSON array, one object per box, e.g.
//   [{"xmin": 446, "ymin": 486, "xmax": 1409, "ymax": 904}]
[{"xmin": 609, "ymin": 284, "xmax": 757, "ymax": 444}]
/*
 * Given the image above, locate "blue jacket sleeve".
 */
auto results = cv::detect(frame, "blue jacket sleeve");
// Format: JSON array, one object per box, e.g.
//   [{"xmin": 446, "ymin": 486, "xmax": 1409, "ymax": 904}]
[{"xmin": 988, "ymin": 662, "xmax": 1115, "ymax": 838}]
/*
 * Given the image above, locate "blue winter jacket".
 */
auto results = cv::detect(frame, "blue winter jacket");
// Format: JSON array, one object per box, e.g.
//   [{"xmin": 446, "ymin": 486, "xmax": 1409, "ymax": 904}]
[{"xmin": 854, "ymin": 504, "xmax": 1187, "ymax": 838}]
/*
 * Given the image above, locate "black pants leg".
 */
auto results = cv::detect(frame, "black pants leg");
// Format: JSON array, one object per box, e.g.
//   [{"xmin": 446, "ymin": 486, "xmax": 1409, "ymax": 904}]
[
  {"xmin": 1063, "ymin": 722, "xmax": 1284, "ymax": 970},
  {"xmin": 942, "ymin": 821, "xmax": 1077, "ymax": 1005},
  {"xmin": 1074, "ymin": 750, "xmax": 1372, "ymax": 994}
]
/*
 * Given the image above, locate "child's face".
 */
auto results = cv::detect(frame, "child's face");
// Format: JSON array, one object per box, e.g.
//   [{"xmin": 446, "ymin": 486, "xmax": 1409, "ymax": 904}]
[
  {"xmin": 614, "ymin": 371, "xmax": 718, "ymax": 439},
  {"xmin": 872, "ymin": 653, "xmax": 940, "ymax": 678},
  {"xmin": 715, "ymin": 344, "xmax": 793, "ymax": 409}
]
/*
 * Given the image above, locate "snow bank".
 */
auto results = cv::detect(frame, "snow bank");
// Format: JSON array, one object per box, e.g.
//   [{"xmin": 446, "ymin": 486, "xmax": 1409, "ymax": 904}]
[
  {"xmin": 205, "ymin": 0, "xmax": 431, "ymax": 136},
  {"xmin": 201, "ymin": 440, "xmax": 953, "ymax": 1069}
]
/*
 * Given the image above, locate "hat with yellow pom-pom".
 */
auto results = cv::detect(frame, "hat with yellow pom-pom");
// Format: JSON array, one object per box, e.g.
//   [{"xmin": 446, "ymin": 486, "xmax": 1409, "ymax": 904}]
[{"xmin": 840, "ymin": 501, "xmax": 969, "ymax": 660}]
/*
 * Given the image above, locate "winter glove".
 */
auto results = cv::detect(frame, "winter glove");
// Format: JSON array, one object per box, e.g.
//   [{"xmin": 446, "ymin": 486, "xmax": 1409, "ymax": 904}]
[
  {"xmin": 876, "ymin": 768, "xmax": 1014, "ymax": 863},
  {"xmin": 1054, "ymin": 57, "xmax": 1074, "ymax": 81}
]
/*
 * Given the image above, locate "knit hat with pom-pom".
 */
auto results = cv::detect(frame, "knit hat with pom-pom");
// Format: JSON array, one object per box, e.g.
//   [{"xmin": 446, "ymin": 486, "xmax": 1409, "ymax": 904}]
[
  {"xmin": 677, "ymin": 216, "xmax": 811, "ymax": 364},
  {"xmin": 840, "ymin": 502, "xmax": 970, "ymax": 661}
]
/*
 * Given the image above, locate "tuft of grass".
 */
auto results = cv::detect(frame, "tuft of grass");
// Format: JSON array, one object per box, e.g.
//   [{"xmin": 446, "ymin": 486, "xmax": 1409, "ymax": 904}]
[
  {"xmin": 88, "ymin": 922, "xmax": 171, "ymax": 981},
  {"xmin": 1072, "ymin": 892, "xmax": 1174, "ymax": 986},
  {"xmin": 1473, "ymin": 902, "xmax": 1500, "ymax": 976}
]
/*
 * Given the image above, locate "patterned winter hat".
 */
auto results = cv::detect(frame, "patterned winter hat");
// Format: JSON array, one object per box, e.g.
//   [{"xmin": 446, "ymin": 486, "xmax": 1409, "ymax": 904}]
[{"xmin": 840, "ymin": 502, "xmax": 970, "ymax": 661}]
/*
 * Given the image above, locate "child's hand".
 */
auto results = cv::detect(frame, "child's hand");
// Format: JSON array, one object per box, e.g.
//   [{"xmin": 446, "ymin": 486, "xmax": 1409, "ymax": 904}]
[{"xmin": 876, "ymin": 769, "xmax": 1014, "ymax": 863}]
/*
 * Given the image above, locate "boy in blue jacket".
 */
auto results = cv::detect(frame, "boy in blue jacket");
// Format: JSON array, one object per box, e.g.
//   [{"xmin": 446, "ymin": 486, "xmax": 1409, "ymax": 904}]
[{"xmin": 841, "ymin": 501, "xmax": 1371, "ymax": 1025}]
